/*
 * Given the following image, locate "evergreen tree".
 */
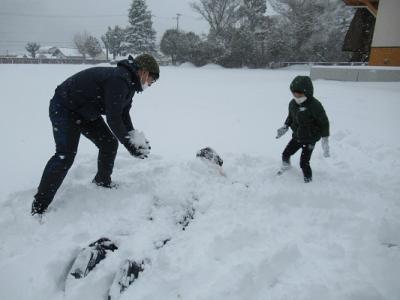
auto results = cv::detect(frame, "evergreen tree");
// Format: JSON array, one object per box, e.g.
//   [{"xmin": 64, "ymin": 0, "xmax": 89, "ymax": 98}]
[
  {"xmin": 124, "ymin": 0, "xmax": 157, "ymax": 55},
  {"xmin": 160, "ymin": 29, "xmax": 181, "ymax": 65},
  {"xmin": 181, "ymin": 32, "xmax": 202, "ymax": 63},
  {"xmin": 161, "ymin": 30, "xmax": 203, "ymax": 65},
  {"xmin": 25, "ymin": 42, "xmax": 40, "ymax": 58},
  {"xmin": 190, "ymin": 39, "xmax": 224, "ymax": 67},
  {"xmin": 223, "ymin": 27, "xmax": 256, "ymax": 67}
]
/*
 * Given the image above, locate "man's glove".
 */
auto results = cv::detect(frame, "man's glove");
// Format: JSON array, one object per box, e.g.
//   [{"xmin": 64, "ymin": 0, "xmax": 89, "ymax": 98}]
[
  {"xmin": 124, "ymin": 130, "xmax": 151, "ymax": 159},
  {"xmin": 321, "ymin": 137, "xmax": 330, "ymax": 158},
  {"xmin": 125, "ymin": 143, "xmax": 150, "ymax": 159},
  {"xmin": 276, "ymin": 125, "xmax": 289, "ymax": 139}
]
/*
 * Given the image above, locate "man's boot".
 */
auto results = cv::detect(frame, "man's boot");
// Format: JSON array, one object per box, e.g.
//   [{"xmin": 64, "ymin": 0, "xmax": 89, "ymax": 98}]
[
  {"xmin": 31, "ymin": 196, "xmax": 52, "ymax": 215},
  {"xmin": 92, "ymin": 175, "xmax": 118, "ymax": 189}
]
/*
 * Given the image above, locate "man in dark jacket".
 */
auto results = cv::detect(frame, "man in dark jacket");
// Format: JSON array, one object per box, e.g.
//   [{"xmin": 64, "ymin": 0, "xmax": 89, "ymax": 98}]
[
  {"xmin": 31, "ymin": 54, "xmax": 160, "ymax": 216},
  {"xmin": 276, "ymin": 75, "xmax": 330, "ymax": 182}
]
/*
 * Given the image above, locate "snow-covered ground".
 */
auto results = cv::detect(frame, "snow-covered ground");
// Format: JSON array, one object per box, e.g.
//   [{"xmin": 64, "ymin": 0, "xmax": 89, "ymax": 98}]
[{"xmin": 0, "ymin": 64, "xmax": 399, "ymax": 300}]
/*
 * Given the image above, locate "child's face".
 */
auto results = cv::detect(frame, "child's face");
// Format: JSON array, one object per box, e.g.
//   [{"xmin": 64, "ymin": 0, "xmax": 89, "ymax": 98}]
[{"xmin": 292, "ymin": 91, "xmax": 305, "ymax": 98}]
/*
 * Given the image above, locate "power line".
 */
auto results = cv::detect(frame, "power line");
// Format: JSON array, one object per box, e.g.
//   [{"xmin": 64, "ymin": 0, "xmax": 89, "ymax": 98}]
[
  {"xmin": 180, "ymin": 14, "xmax": 204, "ymax": 21},
  {"xmin": 151, "ymin": 14, "xmax": 174, "ymax": 20},
  {"xmin": 0, "ymin": 31, "xmax": 49, "ymax": 34},
  {"xmin": 0, "ymin": 12, "xmax": 126, "ymax": 18},
  {"xmin": 0, "ymin": 11, "xmax": 204, "ymax": 21},
  {"xmin": 0, "ymin": 40, "xmax": 74, "ymax": 45}
]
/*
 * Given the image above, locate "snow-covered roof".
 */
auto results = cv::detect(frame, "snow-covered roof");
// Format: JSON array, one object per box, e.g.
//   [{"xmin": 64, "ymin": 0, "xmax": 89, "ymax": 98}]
[
  {"xmin": 57, "ymin": 47, "xmax": 83, "ymax": 57},
  {"xmin": 38, "ymin": 46, "xmax": 57, "ymax": 53},
  {"xmin": 37, "ymin": 46, "xmax": 83, "ymax": 57}
]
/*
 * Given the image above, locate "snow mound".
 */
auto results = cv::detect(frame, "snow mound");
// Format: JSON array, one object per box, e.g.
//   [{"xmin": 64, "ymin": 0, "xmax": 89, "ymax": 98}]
[
  {"xmin": 178, "ymin": 62, "xmax": 196, "ymax": 68},
  {"xmin": 200, "ymin": 63, "xmax": 224, "ymax": 69},
  {"xmin": 282, "ymin": 64, "xmax": 311, "ymax": 71}
]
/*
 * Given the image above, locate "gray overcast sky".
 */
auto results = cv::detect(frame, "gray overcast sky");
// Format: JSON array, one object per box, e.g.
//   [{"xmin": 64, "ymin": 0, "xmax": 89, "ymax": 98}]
[{"xmin": 0, "ymin": 0, "xmax": 210, "ymax": 55}]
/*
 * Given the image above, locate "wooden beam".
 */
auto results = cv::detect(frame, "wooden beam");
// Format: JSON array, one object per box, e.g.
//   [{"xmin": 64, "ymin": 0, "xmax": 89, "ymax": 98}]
[
  {"xmin": 343, "ymin": 0, "xmax": 378, "ymax": 17},
  {"xmin": 359, "ymin": 0, "xmax": 378, "ymax": 17}
]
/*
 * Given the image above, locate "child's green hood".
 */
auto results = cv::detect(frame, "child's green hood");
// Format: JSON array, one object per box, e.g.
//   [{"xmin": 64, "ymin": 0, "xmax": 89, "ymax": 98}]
[{"xmin": 289, "ymin": 76, "xmax": 314, "ymax": 98}]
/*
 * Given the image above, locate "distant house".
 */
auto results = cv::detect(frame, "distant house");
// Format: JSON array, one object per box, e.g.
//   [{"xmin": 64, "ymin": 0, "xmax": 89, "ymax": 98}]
[
  {"xmin": 38, "ymin": 46, "xmax": 83, "ymax": 59},
  {"xmin": 37, "ymin": 46, "xmax": 107, "ymax": 60}
]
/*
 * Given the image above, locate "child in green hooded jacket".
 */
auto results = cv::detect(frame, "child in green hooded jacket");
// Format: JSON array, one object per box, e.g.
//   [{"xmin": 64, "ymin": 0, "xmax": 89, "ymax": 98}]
[{"xmin": 276, "ymin": 75, "xmax": 330, "ymax": 182}]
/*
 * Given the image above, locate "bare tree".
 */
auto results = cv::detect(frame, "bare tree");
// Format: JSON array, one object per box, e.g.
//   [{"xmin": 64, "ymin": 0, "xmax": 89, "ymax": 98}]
[
  {"xmin": 191, "ymin": 0, "xmax": 241, "ymax": 36},
  {"xmin": 73, "ymin": 31, "xmax": 90, "ymax": 59},
  {"xmin": 73, "ymin": 31, "xmax": 103, "ymax": 59},
  {"xmin": 268, "ymin": 0, "xmax": 352, "ymax": 61},
  {"xmin": 86, "ymin": 36, "xmax": 102, "ymax": 59},
  {"xmin": 102, "ymin": 26, "xmax": 125, "ymax": 60},
  {"xmin": 25, "ymin": 42, "xmax": 40, "ymax": 58}
]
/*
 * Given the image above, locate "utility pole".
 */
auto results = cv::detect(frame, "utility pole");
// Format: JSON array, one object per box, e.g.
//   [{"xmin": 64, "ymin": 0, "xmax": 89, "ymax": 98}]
[{"xmin": 175, "ymin": 13, "xmax": 182, "ymax": 31}]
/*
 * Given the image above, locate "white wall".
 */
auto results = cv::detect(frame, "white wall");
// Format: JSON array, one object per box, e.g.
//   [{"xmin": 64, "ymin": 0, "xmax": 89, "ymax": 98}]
[{"xmin": 372, "ymin": 0, "xmax": 400, "ymax": 47}]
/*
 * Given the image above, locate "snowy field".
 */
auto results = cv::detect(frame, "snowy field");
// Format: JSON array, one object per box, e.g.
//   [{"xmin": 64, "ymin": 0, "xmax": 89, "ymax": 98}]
[{"xmin": 0, "ymin": 63, "xmax": 399, "ymax": 300}]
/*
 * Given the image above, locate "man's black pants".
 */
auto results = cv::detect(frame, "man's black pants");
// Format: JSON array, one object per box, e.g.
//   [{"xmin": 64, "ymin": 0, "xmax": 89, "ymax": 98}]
[
  {"xmin": 33, "ymin": 98, "xmax": 118, "ymax": 213},
  {"xmin": 282, "ymin": 138, "xmax": 315, "ymax": 180}
]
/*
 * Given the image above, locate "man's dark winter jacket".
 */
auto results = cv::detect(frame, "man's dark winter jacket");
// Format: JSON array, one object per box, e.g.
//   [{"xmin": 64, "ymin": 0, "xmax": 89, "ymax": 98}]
[
  {"xmin": 53, "ymin": 59, "xmax": 143, "ymax": 145},
  {"xmin": 285, "ymin": 76, "xmax": 329, "ymax": 144}
]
